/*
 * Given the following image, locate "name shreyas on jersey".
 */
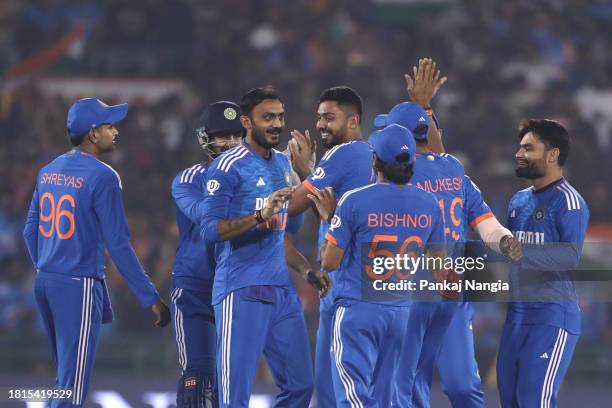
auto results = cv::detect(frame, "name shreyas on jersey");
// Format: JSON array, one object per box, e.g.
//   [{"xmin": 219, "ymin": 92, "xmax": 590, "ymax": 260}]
[
  {"xmin": 513, "ymin": 230, "xmax": 545, "ymax": 245},
  {"xmin": 40, "ymin": 172, "xmax": 84, "ymax": 189}
]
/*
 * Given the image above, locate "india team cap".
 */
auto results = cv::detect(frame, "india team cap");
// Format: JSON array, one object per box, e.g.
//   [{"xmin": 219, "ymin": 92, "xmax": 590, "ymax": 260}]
[
  {"xmin": 198, "ymin": 101, "xmax": 243, "ymax": 136},
  {"xmin": 67, "ymin": 98, "xmax": 129, "ymax": 138},
  {"xmin": 373, "ymin": 101, "xmax": 429, "ymax": 141},
  {"xmin": 369, "ymin": 123, "xmax": 417, "ymax": 165}
]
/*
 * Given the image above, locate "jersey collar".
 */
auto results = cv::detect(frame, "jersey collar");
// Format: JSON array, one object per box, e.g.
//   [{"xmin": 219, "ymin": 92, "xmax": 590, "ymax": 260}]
[{"xmin": 533, "ymin": 177, "xmax": 564, "ymax": 194}]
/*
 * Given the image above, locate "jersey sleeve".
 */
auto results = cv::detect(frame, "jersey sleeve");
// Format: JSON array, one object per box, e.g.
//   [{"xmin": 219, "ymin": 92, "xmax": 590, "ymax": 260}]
[
  {"xmin": 324, "ymin": 193, "xmax": 354, "ymax": 250},
  {"xmin": 93, "ymin": 170, "xmax": 160, "ymax": 308},
  {"xmin": 23, "ymin": 183, "xmax": 40, "ymax": 267},
  {"xmin": 304, "ymin": 148, "xmax": 348, "ymax": 193},
  {"xmin": 172, "ymin": 172, "xmax": 206, "ymax": 225},
  {"xmin": 520, "ymin": 195, "xmax": 590, "ymax": 271},
  {"xmin": 200, "ymin": 160, "xmax": 240, "ymax": 242},
  {"xmin": 464, "ymin": 175, "xmax": 495, "ymax": 227}
]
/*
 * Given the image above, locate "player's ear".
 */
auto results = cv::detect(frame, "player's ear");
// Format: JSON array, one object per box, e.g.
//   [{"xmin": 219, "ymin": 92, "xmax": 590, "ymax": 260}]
[
  {"xmin": 349, "ymin": 114, "xmax": 359, "ymax": 130},
  {"xmin": 87, "ymin": 128, "xmax": 97, "ymax": 144},
  {"xmin": 240, "ymin": 115, "xmax": 252, "ymax": 131},
  {"xmin": 547, "ymin": 147, "xmax": 560, "ymax": 164}
]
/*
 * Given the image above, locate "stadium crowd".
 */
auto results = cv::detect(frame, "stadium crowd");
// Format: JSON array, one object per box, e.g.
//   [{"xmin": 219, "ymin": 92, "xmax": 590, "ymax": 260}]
[{"xmin": 1, "ymin": 0, "xmax": 611, "ymax": 380}]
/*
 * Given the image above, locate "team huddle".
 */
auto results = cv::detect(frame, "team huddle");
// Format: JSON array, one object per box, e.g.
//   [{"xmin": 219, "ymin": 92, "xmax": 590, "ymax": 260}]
[{"xmin": 24, "ymin": 58, "xmax": 589, "ymax": 408}]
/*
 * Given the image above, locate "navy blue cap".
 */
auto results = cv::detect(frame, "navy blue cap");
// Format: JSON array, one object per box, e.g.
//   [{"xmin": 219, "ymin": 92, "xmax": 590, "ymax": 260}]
[
  {"xmin": 373, "ymin": 101, "xmax": 429, "ymax": 140},
  {"xmin": 67, "ymin": 98, "xmax": 128, "ymax": 137},
  {"xmin": 198, "ymin": 101, "xmax": 243, "ymax": 135},
  {"xmin": 369, "ymin": 124, "xmax": 417, "ymax": 165}
]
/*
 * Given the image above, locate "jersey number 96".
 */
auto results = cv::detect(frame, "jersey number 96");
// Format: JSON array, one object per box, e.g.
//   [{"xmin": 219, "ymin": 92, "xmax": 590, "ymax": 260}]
[{"xmin": 39, "ymin": 192, "xmax": 75, "ymax": 240}]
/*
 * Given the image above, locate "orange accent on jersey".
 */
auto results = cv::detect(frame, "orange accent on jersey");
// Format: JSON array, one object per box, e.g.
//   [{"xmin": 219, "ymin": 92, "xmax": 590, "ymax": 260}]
[
  {"xmin": 449, "ymin": 197, "xmax": 463, "ymax": 227},
  {"xmin": 56, "ymin": 194, "xmax": 75, "ymax": 239},
  {"xmin": 325, "ymin": 233, "xmax": 337, "ymax": 246},
  {"xmin": 303, "ymin": 179, "xmax": 317, "ymax": 194},
  {"xmin": 39, "ymin": 192, "xmax": 55, "ymax": 238},
  {"xmin": 469, "ymin": 212, "xmax": 495, "ymax": 227}
]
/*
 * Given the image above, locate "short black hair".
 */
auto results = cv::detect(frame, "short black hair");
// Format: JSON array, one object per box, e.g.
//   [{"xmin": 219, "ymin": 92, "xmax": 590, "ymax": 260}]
[
  {"xmin": 319, "ymin": 86, "xmax": 363, "ymax": 123},
  {"xmin": 240, "ymin": 87, "xmax": 283, "ymax": 116},
  {"xmin": 69, "ymin": 133, "xmax": 86, "ymax": 146},
  {"xmin": 375, "ymin": 154, "xmax": 414, "ymax": 184},
  {"xmin": 518, "ymin": 119, "xmax": 570, "ymax": 166}
]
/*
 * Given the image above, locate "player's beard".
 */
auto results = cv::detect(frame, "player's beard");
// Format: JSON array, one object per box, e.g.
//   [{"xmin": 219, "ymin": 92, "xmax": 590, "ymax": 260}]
[
  {"xmin": 515, "ymin": 157, "xmax": 546, "ymax": 179},
  {"xmin": 319, "ymin": 122, "xmax": 348, "ymax": 148},
  {"xmin": 252, "ymin": 125, "xmax": 281, "ymax": 149}
]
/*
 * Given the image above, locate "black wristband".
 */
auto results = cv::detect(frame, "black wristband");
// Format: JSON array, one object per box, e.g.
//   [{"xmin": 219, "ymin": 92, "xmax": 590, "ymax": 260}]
[{"xmin": 254, "ymin": 210, "xmax": 266, "ymax": 224}]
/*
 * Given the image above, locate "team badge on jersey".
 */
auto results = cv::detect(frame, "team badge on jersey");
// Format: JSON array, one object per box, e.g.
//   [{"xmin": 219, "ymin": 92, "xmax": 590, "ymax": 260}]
[
  {"xmin": 329, "ymin": 215, "xmax": 341, "ymax": 231},
  {"xmin": 533, "ymin": 207, "xmax": 545, "ymax": 222},
  {"xmin": 312, "ymin": 167, "xmax": 325, "ymax": 180},
  {"xmin": 207, "ymin": 180, "xmax": 220, "ymax": 195}
]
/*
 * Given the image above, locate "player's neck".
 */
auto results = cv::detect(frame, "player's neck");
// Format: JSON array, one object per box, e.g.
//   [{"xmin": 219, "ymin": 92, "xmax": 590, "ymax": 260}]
[
  {"xmin": 77, "ymin": 142, "xmax": 102, "ymax": 159},
  {"xmin": 532, "ymin": 168, "xmax": 563, "ymax": 191},
  {"xmin": 245, "ymin": 136, "xmax": 271, "ymax": 159},
  {"xmin": 343, "ymin": 128, "xmax": 362, "ymax": 143}
]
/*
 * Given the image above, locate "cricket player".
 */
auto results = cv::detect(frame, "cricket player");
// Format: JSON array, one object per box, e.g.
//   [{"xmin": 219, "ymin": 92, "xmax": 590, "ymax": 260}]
[
  {"xmin": 287, "ymin": 86, "xmax": 375, "ymax": 407},
  {"xmin": 201, "ymin": 87, "xmax": 327, "ymax": 407},
  {"xmin": 497, "ymin": 119, "xmax": 588, "ymax": 407},
  {"xmin": 375, "ymin": 101, "xmax": 517, "ymax": 407},
  {"xmin": 315, "ymin": 123, "xmax": 447, "ymax": 407},
  {"xmin": 170, "ymin": 101, "xmax": 243, "ymax": 407},
  {"xmin": 23, "ymin": 98, "xmax": 170, "ymax": 408}
]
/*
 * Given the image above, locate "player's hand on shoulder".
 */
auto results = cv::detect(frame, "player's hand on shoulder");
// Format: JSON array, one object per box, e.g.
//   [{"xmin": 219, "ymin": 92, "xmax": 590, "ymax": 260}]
[
  {"xmin": 307, "ymin": 186, "xmax": 337, "ymax": 223},
  {"xmin": 404, "ymin": 57, "xmax": 447, "ymax": 108},
  {"xmin": 500, "ymin": 234, "xmax": 523, "ymax": 262},
  {"xmin": 262, "ymin": 187, "xmax": 295, "ymax": 220},
  {"xmin": 306, "ymin": 270, "xmax": 332, "ymax": 298},
  {"xmin": 151, "ymin": 300, "xmax": 171, "ymax": 328}
]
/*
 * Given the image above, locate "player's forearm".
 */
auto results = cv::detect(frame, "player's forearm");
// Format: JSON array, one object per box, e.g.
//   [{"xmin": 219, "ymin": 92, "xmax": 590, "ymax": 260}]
[
  {"xmin": 425, "ymin": 108, "xmax": 445, "ymax": 154},
  {"xmin": 288, "ymin": 184, "xmax": 312, "ymax": 216},
  {"xmin": 107, "ymin": 244, "xmax": 161, "ymax": 308},
  {"xmin": 23, "ymin": 223, "xmax": 38, "ymax": 266},
  {"xmin": 284, "ymin": 236, "xmax": 312, "ymax": 278},
  {"xmin": 208, "ymin": 215, "xmax": 259, "ymax": 242},
  {"xmin": 473, "ymin": 217, "xmax": 513, "ymax": 254}
]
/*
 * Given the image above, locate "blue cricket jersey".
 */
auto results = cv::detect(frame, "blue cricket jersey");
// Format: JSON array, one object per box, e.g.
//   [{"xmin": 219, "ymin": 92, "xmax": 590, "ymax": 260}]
[
  {"xmin": 304, "ymin": 140, "xmax": 375, "ymax": 254},
  {"xmin": 201, "ymin": 142, "xmax": 296, "ymax": 305},
  {"xmin": 325, "ymin": 182, "xmax": 446, "ymax": 306},
  {"xmin": 23, "ymin": 148, "xmax": 160, "ymax": 308},
  {"xmin": 171, "ymin": 162, "xmax": 216, "ymax": 294},
  {"xmin": 506, "ymin": 178, "xmax": 589, "ymax": 334},
  {"xmin": 411, "ymin": 153, "xmax": 494, "ymax": 255},
  {"xmin": 304, "ymin": 140, "xmax": 374, "ymax": 309}
]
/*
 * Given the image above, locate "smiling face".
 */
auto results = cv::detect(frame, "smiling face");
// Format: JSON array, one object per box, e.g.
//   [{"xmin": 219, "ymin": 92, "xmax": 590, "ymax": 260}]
[
  {"xmin": 515, "ymin": 131, "xmax": 557, "ymax": 179},
  {"xmin": 92, "ymin": 124, "xmax": 119, "ymax": 153},
  {"xmin": 316, "ymin": 101, "xmax": 351, "ymax": 148},
  {"xmin": 244, "ymin": 99, "xmax": 285, "ymax": 149}
]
